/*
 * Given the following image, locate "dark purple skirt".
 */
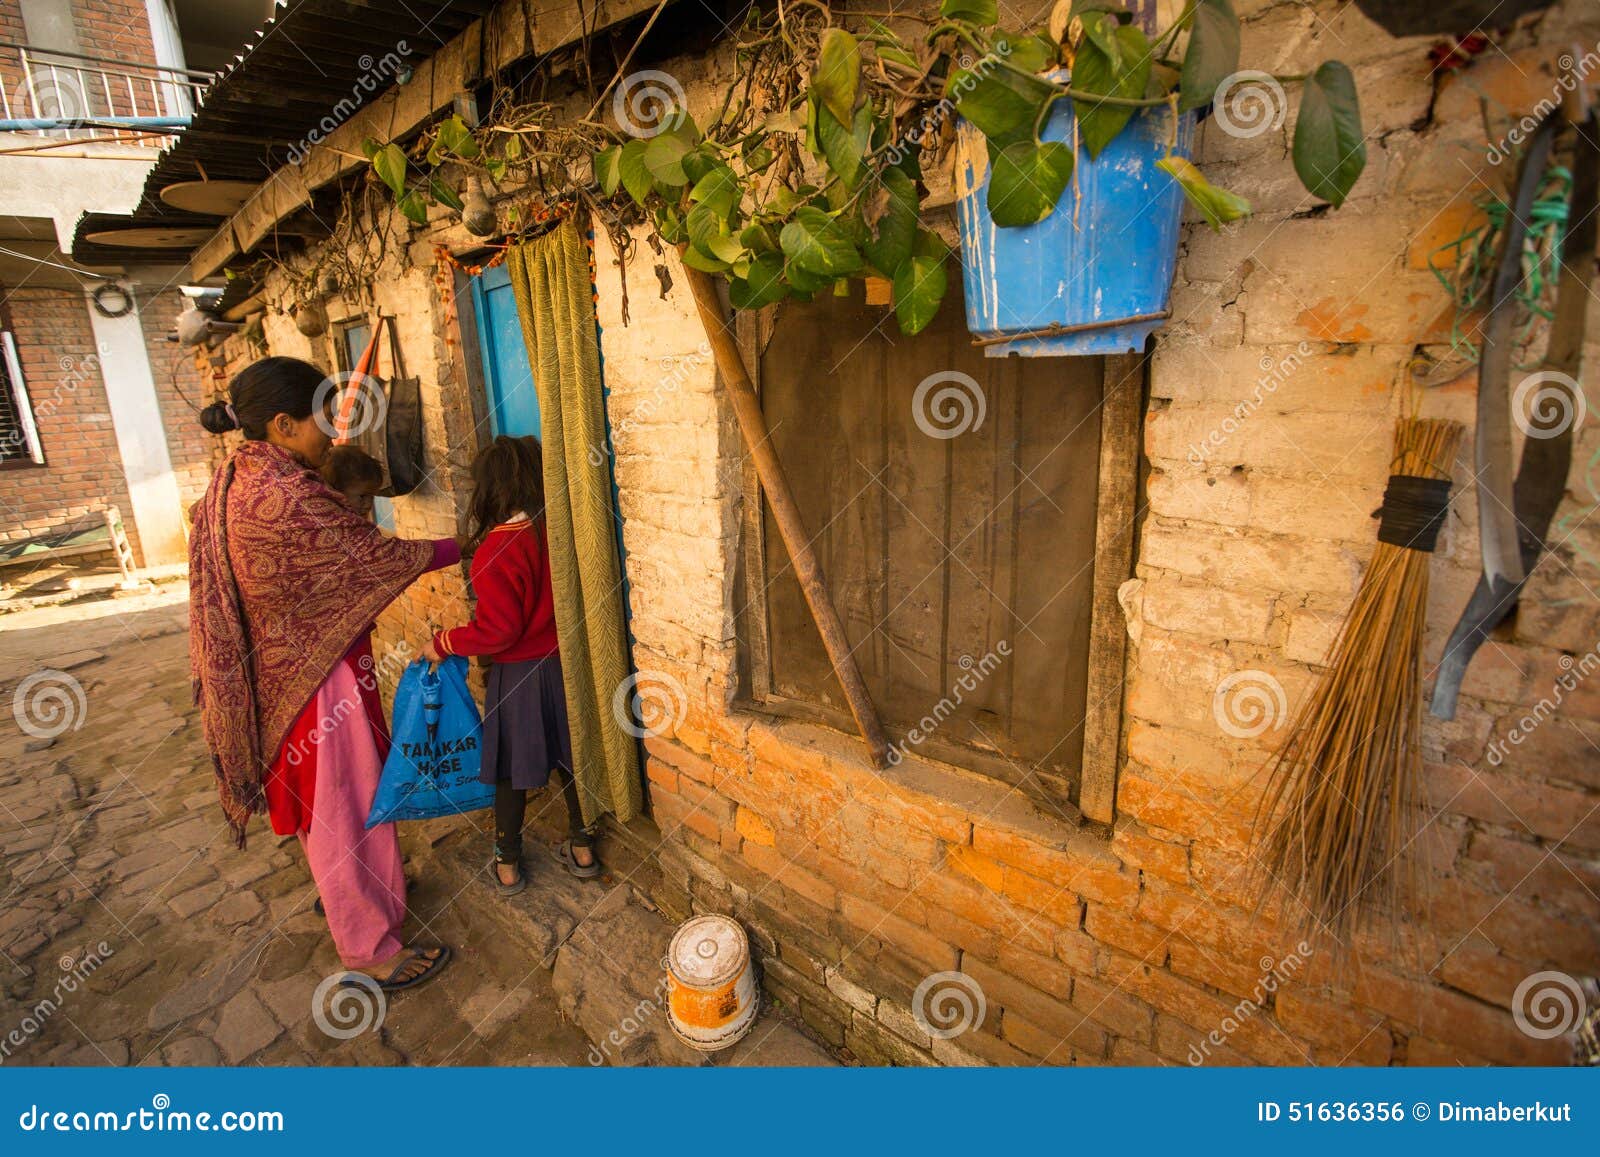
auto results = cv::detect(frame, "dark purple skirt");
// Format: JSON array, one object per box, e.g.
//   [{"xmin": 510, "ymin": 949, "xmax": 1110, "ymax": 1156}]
[{"xmin": 480, "ymin": 653, "xmax": 573, "ymax": 789}]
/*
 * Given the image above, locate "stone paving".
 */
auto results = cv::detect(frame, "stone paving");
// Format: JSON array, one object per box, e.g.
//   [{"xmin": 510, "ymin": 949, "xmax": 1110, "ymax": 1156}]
[{"xmin": 0, "ymin": 587, "xmax": 595, "ymax": 1067}]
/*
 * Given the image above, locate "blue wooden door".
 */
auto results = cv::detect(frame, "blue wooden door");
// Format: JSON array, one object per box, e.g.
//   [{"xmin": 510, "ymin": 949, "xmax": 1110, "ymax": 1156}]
[{"xmin": 471, "ymin": 264, "xmax": 540, "ymax": 438}]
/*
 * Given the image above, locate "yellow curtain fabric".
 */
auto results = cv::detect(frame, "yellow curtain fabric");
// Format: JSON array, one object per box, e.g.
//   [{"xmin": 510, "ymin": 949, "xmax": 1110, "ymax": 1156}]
[{"xmin": 507, "ymin": 219, "xmax": 641, "ymax": 825}]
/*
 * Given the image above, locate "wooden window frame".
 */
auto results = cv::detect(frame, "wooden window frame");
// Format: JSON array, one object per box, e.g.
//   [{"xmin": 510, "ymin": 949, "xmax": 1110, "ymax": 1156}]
[
  {"xmin": 330, "ymin": 315, "xmax": 373, "ymax": 376},
  {"xmin": 732, "ymin": 309, "xmax": 1143, "ymax": 825},
  {"xmin": 0, "ymin": 330, "xmax": 46, "ymax": 470}
]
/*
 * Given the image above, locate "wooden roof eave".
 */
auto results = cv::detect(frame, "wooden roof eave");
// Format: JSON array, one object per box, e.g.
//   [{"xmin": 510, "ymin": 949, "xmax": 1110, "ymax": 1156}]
[{"xmin": 188, "ymin": 0, "xmax": 669, "ymax": 280}]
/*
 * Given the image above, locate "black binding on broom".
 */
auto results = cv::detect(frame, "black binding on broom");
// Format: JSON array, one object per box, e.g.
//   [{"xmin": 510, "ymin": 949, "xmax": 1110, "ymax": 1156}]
[{"xmin": 1376, "ymin": 475, "xmax": 1452, "ymax": 553}]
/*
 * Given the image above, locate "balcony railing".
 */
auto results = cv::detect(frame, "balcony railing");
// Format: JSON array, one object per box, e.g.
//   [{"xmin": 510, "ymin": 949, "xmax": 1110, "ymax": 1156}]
[{"xmin": 0, "ymin": 42, "xmax": 212, "ymax": 145}]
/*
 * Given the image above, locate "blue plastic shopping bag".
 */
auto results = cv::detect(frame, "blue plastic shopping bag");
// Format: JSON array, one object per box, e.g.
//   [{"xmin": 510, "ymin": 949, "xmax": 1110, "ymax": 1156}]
[{"xmin": 366, "ymin": 657, "xmax": 493, "ymax": 827}]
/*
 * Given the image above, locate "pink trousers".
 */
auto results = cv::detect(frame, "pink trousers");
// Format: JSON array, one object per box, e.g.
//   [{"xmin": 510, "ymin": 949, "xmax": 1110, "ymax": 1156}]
[{"xmin": 297, "ymin": 659, "xmax": 407, "ymax": 969}]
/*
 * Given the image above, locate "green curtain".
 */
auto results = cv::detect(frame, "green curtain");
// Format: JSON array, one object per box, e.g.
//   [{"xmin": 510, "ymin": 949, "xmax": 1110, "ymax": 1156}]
[{"xmin": 507, "ymin": 219, "xmax": 641, "ymax": 825}]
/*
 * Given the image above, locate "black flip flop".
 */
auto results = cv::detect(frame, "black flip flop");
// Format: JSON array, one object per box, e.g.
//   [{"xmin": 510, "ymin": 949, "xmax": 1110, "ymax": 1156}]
[
  {"xmin": 489, "ymin": 856, "xmax": 526, "ymax": 896},
  {"xmin": 558, "ymin": 839, "xmax": 602, "ymax": 879},
  {"xmin": 341, "ymin": 945, "xmax": 452, "ymax": 993}
]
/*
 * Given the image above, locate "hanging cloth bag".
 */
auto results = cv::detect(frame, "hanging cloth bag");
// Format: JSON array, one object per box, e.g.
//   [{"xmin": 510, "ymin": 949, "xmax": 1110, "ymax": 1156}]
[
  {"xmin": 380, "ymin": 320, "xmax": 426, "ymax": 496},
  {"xmin": 366, "ymin": 657, "xmax": 493, "ymax": 826},
  {"xmin": 332, "ymin": 317, "xmax": 427, "ymax": 497}
]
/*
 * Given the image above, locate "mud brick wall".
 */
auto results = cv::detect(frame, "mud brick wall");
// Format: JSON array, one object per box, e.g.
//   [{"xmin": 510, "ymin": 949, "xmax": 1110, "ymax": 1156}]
[
  {"xmin": 0, "ymin": 286, "xmax": 144, "ymax": 564},
  {"xmin": 585, "ymin": 0, "xmax": 1600, "ymax": 1067},
  {"xmin": 231, "ymin": 0, "xmax": 1599, "ymax": 1065}
]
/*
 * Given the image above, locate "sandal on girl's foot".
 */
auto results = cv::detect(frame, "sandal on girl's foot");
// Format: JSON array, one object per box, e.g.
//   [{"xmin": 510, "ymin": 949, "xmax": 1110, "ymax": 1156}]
[
  {"xmin": 343, "ymin": 945, "xmax": 452, "ymax": 993},
  {"xmin": 558, "ymin": 839, "xmax": 602, "ymax": 879},
  {"xmin": 489, "ymin": 856, "xmax": 526, "ymax": 896}
]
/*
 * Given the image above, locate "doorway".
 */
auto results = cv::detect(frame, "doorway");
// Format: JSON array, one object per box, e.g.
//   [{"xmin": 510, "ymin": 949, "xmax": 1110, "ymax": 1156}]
[{"xmin": 468, "ymin": 263, "xmax": 540, "ymax": 438}]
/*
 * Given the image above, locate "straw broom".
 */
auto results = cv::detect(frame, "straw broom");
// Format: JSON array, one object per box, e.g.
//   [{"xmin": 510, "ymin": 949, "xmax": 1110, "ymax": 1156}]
[{"xmin": 1254, "ymin": 416, "xmax": 1463, "ymax": 945}]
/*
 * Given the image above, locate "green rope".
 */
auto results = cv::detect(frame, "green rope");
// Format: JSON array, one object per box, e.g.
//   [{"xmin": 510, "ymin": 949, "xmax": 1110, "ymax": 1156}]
[{"xmin": 1426, "ymin": 165, "xmax": 1571, "ymax": 366}]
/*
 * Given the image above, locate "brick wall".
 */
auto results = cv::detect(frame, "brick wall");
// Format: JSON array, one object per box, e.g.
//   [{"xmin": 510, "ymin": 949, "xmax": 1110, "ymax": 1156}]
[
  {"xmin": 70, "ymin": 0, "xmax": 156, "ymax": 65},
  {"xmin": 0, "ymin": 0, "xmax": 158, "ymax": 117},
  {"xmin": 0, "ymin": 286, "xmax": 144, "ymax": 564},
  {"xmin": 351, "ymin": 252, "xmax": 479, "ymax": 696},
  {"xmin": 234, "ymin": 0, "xmax": 1599, "ymax": 1066},
  {"xmin": 0, "ymin": 0, "xmax": 29, "ymax": 100},
  {"xmin": 582, "ymin": 0, "xmax": 1600, "ymax": 1066},
  {"xmin": 0, "ymin": 0, "xmax": 25, "ymax": 44}
]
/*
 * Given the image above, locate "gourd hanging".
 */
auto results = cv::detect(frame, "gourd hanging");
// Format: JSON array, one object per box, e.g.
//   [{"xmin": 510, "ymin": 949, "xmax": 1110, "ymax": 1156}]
[
  {"xmin": 462, "ymin": 178, "xmax": 496, "ymax": 237},
  {"xmin": 292, "ymin": 297, "xmax": 328, "ymax": 337}
]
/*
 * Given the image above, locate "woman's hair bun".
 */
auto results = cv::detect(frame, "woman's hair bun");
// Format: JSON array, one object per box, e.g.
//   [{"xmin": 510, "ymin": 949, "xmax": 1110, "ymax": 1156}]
[{"xmin": 199, "ymin": 400, "xmax": 239, "ymax": 434}]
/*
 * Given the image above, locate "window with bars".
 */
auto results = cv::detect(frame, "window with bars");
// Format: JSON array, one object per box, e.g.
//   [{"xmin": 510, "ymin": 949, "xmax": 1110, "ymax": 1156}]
[{"xmin": 0, "ymin": 331, "xmax": 43, "ymax": 468}]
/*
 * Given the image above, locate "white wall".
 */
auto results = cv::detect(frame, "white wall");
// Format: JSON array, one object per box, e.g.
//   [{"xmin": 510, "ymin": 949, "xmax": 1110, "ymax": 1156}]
[{"xmin": 84, "ymin": 293, "xmax": 185, "ymax": 565}]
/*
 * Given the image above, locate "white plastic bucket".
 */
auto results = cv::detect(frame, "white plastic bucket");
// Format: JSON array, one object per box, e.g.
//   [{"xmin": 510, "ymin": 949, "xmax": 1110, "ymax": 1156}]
[{"xmin": 665, "ymin": 914, "xmax": 758, "ymax": 1051}]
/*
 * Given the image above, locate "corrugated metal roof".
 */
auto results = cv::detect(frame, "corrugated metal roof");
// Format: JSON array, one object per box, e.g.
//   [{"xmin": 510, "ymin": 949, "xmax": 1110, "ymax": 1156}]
[{"xmin": 69, "ymin": 0, "xmax": 500, "ymax": 267}]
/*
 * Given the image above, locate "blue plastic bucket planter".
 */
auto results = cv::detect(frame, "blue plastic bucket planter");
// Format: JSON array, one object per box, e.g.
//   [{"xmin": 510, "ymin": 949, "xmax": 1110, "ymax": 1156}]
[{"xmin": 955, "ymin": 90, "xmax": 1196, "ymax": 357}]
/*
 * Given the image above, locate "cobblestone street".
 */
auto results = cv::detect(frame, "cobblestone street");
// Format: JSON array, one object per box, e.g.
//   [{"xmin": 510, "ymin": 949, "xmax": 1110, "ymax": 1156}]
[{"xmin": 0, "ymin": 588, "xmax": 595, "ymax": 1067}]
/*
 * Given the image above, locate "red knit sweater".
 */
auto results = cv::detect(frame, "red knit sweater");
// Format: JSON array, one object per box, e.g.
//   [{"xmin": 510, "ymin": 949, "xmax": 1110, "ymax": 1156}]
[{"xmin": 434, "ymin": 519, "xmax": 559, "ymax": 662}]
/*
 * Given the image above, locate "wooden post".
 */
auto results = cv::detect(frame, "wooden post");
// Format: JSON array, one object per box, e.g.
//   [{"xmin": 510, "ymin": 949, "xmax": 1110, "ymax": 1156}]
[
  {"xmin": 1078, "ymin": 353, "xmax": 1143, "ymax": 824},
  {"xmin": 678, "ymin": 258, "xmax": 891, "ymax": 769}
]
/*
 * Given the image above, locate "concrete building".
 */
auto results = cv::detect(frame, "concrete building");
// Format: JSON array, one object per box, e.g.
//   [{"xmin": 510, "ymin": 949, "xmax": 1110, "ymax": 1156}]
[{"xmin": 0, "ymin": 0, "xmax": 268, "ymax": 574}]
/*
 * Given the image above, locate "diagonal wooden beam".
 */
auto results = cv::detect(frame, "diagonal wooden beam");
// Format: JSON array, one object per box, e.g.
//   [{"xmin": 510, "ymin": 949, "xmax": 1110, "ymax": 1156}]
[{"xmin": 678, "ymin": 257, "xmax": 891, "ymax": 769}]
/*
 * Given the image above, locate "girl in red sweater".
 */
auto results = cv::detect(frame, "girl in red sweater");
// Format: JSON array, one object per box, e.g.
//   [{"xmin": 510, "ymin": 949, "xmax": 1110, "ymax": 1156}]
[{"xmin": 421, "ymin": 435, "xmax": 600, "ymax": 894}]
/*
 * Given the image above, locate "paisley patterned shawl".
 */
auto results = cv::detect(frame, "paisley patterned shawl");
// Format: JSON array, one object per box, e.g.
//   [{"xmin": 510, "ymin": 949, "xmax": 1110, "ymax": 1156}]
[{"xmin": 188, "ymin": 440, "xmax": 433, "ymax": 845}]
